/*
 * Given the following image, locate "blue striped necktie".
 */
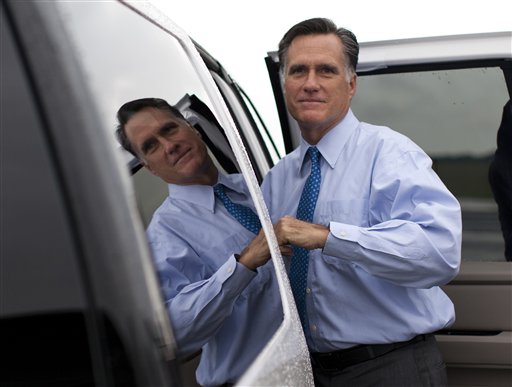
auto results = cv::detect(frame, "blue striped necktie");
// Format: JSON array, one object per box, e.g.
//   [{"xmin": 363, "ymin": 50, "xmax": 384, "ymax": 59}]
[
  {"xmin": 214, "ymin": 184, "xmax": 262, "ymax": 234},
  {"xmin": 289, "ymin": 147, "xmax": 321, "ymax": 334}
]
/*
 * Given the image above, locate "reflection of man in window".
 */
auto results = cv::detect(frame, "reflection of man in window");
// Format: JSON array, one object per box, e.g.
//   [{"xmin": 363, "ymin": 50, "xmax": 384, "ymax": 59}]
[
  {"xmin": 489, "ymin": 99, "xmax": 512, "ymax": 261},
  {"xmin": 116, "ymin": 98, "xmax": 284, "ymax": 386}
]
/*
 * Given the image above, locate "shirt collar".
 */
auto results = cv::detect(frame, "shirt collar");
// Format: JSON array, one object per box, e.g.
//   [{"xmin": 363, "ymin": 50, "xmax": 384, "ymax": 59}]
[
  {"xmin": 297, "ymin": 109, "xmax": 359, "ymax": 171},
  {"xmin": 167, "ymin": 173, "xmax": 245, "ymax": 213},
  {"xmin": 217, "ymin": 173, "xmax": 246, "ymax": 194}
]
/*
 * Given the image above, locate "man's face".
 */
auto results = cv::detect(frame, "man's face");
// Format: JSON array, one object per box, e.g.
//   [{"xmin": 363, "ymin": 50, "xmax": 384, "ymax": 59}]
[
  {"xmin": 283, "ymin": 33, "xmax": 357, "ymax": 142},
  {"xmin": 124, "ymin": 107, "xmax": 214, "ymax": 185}
]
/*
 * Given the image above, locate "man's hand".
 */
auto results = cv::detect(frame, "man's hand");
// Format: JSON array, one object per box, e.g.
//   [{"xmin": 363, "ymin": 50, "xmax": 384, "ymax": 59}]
[
  {"xmin": 238, "ymin": 229, "xmax": 293, "ymax": 271},
  {"xmin": 274, "ymin": 216, "xmax": 329, "ymax": 250}
]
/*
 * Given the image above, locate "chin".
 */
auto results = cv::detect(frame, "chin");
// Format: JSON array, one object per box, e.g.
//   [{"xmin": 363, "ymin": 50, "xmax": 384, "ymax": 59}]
[
  {"xmin": 295, "ymin": 108, "xmax": 325, "ymax": 120},
  {"xmin": 298, "ymin": 116, "xmax": 327, "ymax": 128}
]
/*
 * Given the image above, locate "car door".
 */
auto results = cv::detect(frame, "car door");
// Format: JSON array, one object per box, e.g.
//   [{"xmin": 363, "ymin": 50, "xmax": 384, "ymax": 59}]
[
  {"xmin": 1, "ymin": 0, "xmax": 314, "ymax": 386},
  {"xmin": 1, "ymin": 1, "xmax": 180, "ymax": 385},
  {"xmin": 266, "ymin": 31, "xmax": 512, "ymax": 386}
]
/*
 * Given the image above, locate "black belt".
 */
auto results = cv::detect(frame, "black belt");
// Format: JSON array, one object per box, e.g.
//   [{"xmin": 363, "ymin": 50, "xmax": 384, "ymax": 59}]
[{"xmin": 310, "ymin": 334, "xmax": 429, "ymax": 373}]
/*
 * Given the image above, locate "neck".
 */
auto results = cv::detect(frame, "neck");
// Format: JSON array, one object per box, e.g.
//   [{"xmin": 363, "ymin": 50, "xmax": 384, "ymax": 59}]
[
  {"xmin": 207, "ymin": 167, "xmax": 219, "ymax": 186},
  {"xmin": 200, "ymin": 164, "xmax": 218, "ymax": 186},
  {"xmin": 175, "ymin": 164, "xmax": 218, "ymax": 186},
  {"xmin": 300, "ymin": 125, "xmax": 334, "ymax": 145},
  {"xmin": 300, "ymin": 109, "xmax": 349, "ymax": 144}
]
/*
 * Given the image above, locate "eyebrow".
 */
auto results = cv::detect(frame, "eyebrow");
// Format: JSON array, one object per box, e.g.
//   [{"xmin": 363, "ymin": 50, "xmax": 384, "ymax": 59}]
[
  {"xmin": 288, "ymin": 64, "xmax": 307, "ymax": 74},
  {"xmin": 158, "ymin": 121, "xmax": 179, "ymax": 136},
  {"xmin": 317, "ymin": 64, "xmax": 339, "ymax": 73},
  {"xmin": 288, "ymin": 63, "xmax": 338, "ymax": 72},
  {"xmin": 288, "ymin": 63, "xmax": 340, "ymax": 74},
  {"xmin": 140, "ymin": 137, "xmax": 157, "ymax": 155}
]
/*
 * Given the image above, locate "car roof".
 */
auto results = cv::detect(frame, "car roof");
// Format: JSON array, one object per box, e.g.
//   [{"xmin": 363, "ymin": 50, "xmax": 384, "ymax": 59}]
[
  {"xmin": 266, "ymin": 31, "xmax": 512, "ymax": 73},
  {"xmin": 357, "ymin": 31, "xmax": 512, "ymax": 72}
]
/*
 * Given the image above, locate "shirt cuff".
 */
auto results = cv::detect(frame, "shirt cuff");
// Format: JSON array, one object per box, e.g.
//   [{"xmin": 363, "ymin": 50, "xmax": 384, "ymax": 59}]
[
  {"xmin": 323, "ymin": 222, "xmax": 360, "ymax": 259},
  {"xmin": 218, "ymin": 254, "xmax": 257, "ymax": 297}
]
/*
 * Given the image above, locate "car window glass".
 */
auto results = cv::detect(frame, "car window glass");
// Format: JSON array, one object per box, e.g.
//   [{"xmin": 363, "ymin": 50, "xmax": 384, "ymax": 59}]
[
  {"xmin": 211, "ymin": 72, "xmax": 278, "ymax": 177},
  {"xmin": 237, "ymin": 85, "xmax": 282, "ymax": 165},
  {"xmin": 53, "ymin": 1, "xmax": 284, "ymax": 384},
  {"xmin": 352, "ymin": 66, "xmax": 509, "ymax": 262},
  {"xmin": 54, "ymin": 1, "xmax": 239, "ymax": 218},
  {"xmin": 56, "ymin": 3, "xmax": 210, "ymax": 137}
]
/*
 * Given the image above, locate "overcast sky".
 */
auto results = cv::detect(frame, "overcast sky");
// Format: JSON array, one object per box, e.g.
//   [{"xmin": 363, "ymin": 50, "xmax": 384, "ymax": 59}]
[{"xmin": 149, "ymin": 0, "xmax": 511, "ymax": 154}]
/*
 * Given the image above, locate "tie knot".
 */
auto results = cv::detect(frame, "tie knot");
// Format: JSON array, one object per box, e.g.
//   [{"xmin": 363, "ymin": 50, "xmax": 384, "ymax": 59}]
[{"xmin": 307, "ymin": 147, "xmax": 320, "ymax": 165}]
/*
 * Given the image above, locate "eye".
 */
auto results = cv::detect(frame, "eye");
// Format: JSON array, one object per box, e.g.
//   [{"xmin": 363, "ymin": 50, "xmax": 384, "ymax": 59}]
[
  {"xmin": 161, "ymin": 125, "xmax": 172, "ymax": 133},
  {"xmin": 141, "ymin": 139, "xmax": 158, "ymax": 155},
  {"xmin": 317, "ymin": 65, "xmax": 338, "ymax": 75},
  {"xmin": 160, "ymin": 122, "xmax": 178, "ymax": 136},
  {"xmin": 288, "ymin": 64, "xmax": 307, "ymax": 76}
]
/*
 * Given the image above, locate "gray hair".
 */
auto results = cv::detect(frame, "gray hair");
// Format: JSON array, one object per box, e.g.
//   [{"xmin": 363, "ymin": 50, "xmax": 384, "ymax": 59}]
[{"xmin": 278, "ymin": 17, "xmax": 359, "ymax": 80}]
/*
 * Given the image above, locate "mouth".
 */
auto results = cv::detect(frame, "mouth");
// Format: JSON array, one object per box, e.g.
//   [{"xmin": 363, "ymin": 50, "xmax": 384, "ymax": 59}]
[
  {"xmin": 173, "ymin": 148, "xmax": 192, "ymax": 167},
  {"xmin": 298, "ymin": 98, "xmax": 325, "ymax": 106}
]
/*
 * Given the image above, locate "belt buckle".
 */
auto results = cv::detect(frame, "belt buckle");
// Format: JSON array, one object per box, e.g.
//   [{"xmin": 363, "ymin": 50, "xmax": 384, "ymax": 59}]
[
  {"xmin": 311, "ymin": 345, "xmax": 370, "ymax": 373},
  {"xmin": 312, "ymin": 352, "xmax": 343, "ymax": 373}
]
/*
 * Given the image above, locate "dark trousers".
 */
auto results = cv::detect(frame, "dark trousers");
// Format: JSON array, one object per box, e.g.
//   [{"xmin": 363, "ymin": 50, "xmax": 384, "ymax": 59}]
[{"xmin": 312, "ymin": 334, "xmax": 447, "ymax": 387}]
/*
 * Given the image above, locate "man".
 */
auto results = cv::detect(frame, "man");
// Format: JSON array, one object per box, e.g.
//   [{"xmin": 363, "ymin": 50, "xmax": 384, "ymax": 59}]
[
  {"xmin": 116, "ymin": 98, "xmax": 284, "ymax": 386},
  {"xmin": 262, "ymin": 18, "xmax": 462, "ymax": 386}
]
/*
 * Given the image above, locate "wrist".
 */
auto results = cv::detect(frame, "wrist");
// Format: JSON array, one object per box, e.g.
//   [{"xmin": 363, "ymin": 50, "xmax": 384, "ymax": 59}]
[
  {"xmin": 315, "ymin": 224, "xmax": 330, "ymax": 249},
  {"xmin": 236, "ymin": 253, "xmax": 257, "ymax": 272}
]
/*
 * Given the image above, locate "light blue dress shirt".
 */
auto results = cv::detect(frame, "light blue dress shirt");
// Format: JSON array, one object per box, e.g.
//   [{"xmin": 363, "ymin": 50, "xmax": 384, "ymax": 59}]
[
  {"xmin": 147, "ymin": 173, "xmax": 282, "ymax": 386},
  {"xmin": 261, "ymin": 109, "xmax": 462, "ymax": 353}
]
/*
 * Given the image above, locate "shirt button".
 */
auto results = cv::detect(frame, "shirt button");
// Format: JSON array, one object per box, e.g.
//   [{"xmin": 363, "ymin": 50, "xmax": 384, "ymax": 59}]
[
  {"xmin": 306, "ymin": 288, "xmax": 311, "ymax": 294},
  {"xmin": 338, "ymin": 230, "xmax": 347, "ymax": 237},
  {"xmin": 227, "ymin": 267, "xmax": 233, "ymax": 273},
  {"xmin": 311, "ymin": 324, "xmax": 317, "ymax": 332}
]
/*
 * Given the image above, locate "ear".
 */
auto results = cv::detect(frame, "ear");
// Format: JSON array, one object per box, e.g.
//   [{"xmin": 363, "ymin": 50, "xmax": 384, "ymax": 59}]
[
  {"xmin": 141, "ymin": 160, "xmax": 157, "ymax": 176},
  {"xmin": 182, "ymin": 119, "xmax": 201, "ymax": 137},
  {"xmin": 348, "ymin": 73, "xmax": 357, "ymax": 98}
]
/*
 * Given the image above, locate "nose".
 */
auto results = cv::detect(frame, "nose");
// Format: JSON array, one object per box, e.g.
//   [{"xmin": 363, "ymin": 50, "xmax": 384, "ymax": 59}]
[
  {"xmin": 161, "ymin": 137, "xmax": 178, "ymax": 155},
  {"xmin": 303, "ymin": 70, "xmax": 320, "ymax": 92}
]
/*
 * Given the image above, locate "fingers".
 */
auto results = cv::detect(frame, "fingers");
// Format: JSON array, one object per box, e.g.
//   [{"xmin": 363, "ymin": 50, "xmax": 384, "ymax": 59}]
[
  {"xmin": 273, "ymin": 216, "xmax": 296, "ymax": 245},
  {"xmin": 241, "ymin": 217, "xmax": 326, "ymax": 268},
  {"xmin": 273, "ymin": 216, "xmax": 329, "ymax": 250},
  {"xmin": 280, "ymin": 245, "xmax": 293, "ymax": 256}
]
